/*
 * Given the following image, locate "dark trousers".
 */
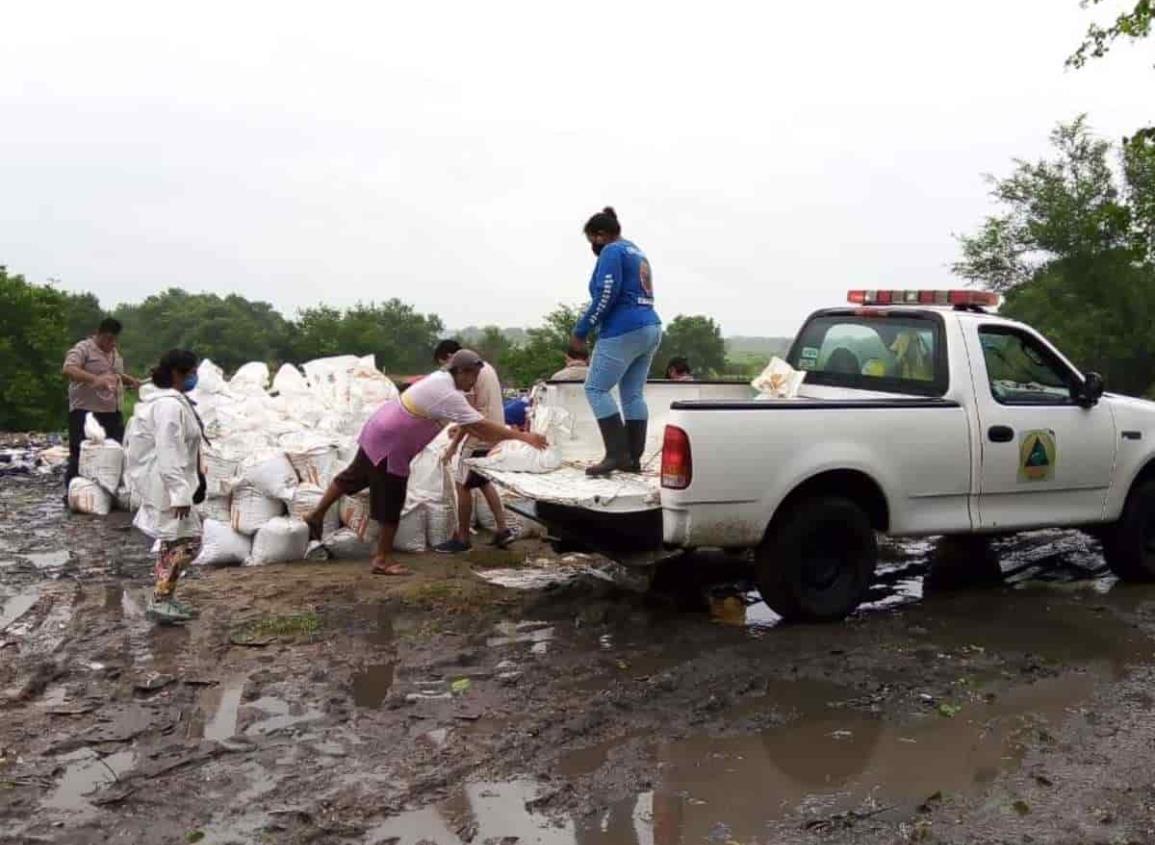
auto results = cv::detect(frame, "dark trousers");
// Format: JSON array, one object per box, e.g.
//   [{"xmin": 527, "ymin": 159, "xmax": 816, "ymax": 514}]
[{"xmin": 66, "ymin": 409, "xmax": 125, "ymax": 488}]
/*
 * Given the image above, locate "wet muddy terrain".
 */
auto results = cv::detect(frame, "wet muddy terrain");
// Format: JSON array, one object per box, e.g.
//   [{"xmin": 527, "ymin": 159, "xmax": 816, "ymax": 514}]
[{"xmin": 3, "ymin": 471, "xmax": 1155, "ymax": 844}]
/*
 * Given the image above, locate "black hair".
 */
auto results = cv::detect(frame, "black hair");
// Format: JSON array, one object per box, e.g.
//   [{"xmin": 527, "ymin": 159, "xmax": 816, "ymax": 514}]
[
  {"xmin": 583, "ymin": 206, "xmax": 621, "ymax": 238},
  {"xmin": 151, "ymin": 349, "xmax": 198, "ymax": 388},
  {"xmin": 434, "ymin": 339, "xmax": 462, "ymax": 363},
  {"xmin": 566, "ymin": 344, "xmax": 590, "ymax": 361},
  {"xmin": 666, "ymin": 357, "xmax": 691, "ymax": 376},
  {"xmin": 97, "ymin": 317, "xmax": 122, "ymax": 336}
]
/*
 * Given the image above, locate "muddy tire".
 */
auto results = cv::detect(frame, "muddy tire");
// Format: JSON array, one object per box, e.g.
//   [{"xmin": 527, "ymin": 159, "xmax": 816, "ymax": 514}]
[
  {"xmin": 755, "ymin": 496, "xmax": 877, "ymax": 622},
  {"xmin": 1103, "ymin": 481, "xmax": 1155, "ymax": 582}
]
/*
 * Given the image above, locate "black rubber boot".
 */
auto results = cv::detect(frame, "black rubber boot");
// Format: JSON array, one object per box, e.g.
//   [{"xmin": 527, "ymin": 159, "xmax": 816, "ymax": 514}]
[
  {"xmin": 586, "ymin": 415, "xmax": 630, "ymax": 477},
  {"xmin": 625, "ymin": 419, "xmax": 647, "ymax": 473}
]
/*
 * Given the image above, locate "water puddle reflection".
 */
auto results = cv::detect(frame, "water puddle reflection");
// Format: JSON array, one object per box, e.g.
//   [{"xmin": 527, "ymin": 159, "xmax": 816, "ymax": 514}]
[
  {"xmin": 43, "ymin": 748, "xmax": 137, "ymax": 814},
  {"xmin": 352, "ymin": 663, "xmax": 395, "ymax": 708}
]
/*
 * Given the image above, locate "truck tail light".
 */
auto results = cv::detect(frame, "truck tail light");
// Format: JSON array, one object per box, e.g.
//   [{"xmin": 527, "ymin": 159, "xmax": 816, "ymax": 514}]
[{"xmin": 662, "ymin": 426, "xmax": 692, "ymax": 490}]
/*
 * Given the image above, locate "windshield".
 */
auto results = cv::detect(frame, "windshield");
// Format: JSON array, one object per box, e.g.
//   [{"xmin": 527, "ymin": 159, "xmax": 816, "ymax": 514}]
[{"xmin": 787, "ymin": 313, "xmax": 946, "ymax": 397}]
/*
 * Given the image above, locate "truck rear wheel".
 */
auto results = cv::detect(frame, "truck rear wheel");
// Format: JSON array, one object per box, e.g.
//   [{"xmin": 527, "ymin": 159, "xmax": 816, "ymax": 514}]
[
  {"xmin": 755, "ymin": 496, "xmax": 877, "ymax": 622},
  {"xmin": 1103, "ymin": 481, "xmax": 1155, "ymax": 582}
]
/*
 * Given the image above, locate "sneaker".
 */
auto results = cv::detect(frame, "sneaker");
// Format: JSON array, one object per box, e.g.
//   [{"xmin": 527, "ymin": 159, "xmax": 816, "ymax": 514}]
[
  {"xmin": 147, "ymin": 598, "xmax": 193, "ymax": 625},
  {"xmin": 433, "ymin": 538, "xmax": 472, "ymax": 554},
  {"xmin": 492, "ymin": 527, "xmax": 521, "ymax": 549}
]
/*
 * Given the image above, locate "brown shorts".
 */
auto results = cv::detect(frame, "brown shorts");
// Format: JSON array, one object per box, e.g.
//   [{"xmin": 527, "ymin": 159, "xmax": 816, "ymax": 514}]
[{"xmin": 332, "ymin": 448, "xmax": 408, "ymax": 524}]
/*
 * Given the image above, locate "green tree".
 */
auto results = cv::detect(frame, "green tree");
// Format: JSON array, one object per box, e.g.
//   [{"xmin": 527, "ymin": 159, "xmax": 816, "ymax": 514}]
[
  {"xmin": 502, "ymin": 304, "xmax": 582, "ymax": 387},
  {"xmin": 0, "ymin": 267, "xmax": 71, "ymax": 430},
  {"xmin": 651, "ymin": 315, "xmax": 728, "ymax": 378},
  {"xmin": 288, "ymin": 299, "xmax": 444, "ymax": 376},
  {"xmin": 955, "ymin": 117, "xmax": 1155, "ymax": 395},
  {"xmin": 1069, "ymin": 0, "xmax": 1153, "ymax": 67},
  {"xmin": 60, "ymin": 291, "xmax": 106, "ymax": 345},
  {"xmin": 465, "ymin": 326, "xmax": 514, "ymax": 378}
]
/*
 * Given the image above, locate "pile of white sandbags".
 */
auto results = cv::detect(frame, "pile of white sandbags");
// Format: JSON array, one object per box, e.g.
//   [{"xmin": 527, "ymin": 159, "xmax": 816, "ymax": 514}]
[
  {"xmin": 108, "ymin": 354, "xmax": 463, "ymax": 564},
  {"xmin": 69, "ymin": 414, "xmax": 125, "ymax": 516}
]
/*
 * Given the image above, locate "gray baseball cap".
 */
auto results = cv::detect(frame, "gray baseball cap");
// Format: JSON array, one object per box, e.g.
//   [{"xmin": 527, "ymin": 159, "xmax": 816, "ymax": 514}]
[{"xmin": 448, "ymin": 349, "xmax": 484, "ymax": 371}]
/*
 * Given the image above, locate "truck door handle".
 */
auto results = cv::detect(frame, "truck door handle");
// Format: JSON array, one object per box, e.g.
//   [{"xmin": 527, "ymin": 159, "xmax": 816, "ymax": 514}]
[{"xmin": 988, "ymin": 425, "xmax": 1014, "ymax": 443}]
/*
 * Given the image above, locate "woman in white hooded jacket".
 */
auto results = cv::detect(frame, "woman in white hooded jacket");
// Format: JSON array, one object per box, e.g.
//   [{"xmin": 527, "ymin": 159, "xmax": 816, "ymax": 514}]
[{"xmin": 124, "ymin": 349, "xmax": 204, "ymax": 624}]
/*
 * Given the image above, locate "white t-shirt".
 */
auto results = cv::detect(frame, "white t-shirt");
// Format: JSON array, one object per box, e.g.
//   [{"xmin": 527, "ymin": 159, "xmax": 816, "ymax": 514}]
[{"xmin": 401, "ymin": 370, "xmax": 484, "ymax": 426}]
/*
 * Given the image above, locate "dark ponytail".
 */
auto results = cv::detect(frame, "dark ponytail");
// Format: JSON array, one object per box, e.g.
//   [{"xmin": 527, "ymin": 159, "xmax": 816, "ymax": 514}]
[
  {"xmin": 151, "ymin": 349, "xmax": 198, "ymax": 388},
  {"xmin": 583, "ymin": 206, "xmax": 621, "ymax": 237}
]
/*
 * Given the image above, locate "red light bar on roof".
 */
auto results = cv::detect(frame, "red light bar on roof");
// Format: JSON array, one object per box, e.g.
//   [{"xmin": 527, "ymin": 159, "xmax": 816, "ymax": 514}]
[{"xmin": 847, "ymin": 290, "xmax": 999, "ymax": 307}]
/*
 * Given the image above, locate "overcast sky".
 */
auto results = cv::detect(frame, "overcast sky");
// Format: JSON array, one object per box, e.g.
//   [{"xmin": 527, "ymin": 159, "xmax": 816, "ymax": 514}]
[{"xmin": 1, "ymin": 1, "xmax": 1151, "ymax": 337}]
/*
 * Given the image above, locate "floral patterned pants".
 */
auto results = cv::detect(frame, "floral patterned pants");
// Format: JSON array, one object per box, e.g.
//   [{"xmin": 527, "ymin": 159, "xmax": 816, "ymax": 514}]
[{"xmin": 154, "ymin": 538, "xmax": 201, "ymax": 600}]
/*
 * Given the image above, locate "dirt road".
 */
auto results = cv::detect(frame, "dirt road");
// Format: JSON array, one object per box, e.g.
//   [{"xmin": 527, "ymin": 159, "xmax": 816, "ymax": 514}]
[{"xmin": 3, "ymin": 471, "xmax": 1155, "ymax": 844}]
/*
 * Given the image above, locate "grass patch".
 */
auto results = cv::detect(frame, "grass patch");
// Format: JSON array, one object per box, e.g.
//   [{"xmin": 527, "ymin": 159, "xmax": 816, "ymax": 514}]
[{"xmin": 232, "ymin": 611, "xmax": 321, "ymax": 644}]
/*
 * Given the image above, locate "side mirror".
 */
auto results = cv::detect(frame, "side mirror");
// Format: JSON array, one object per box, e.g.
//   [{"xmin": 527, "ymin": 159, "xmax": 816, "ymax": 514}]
[{"xmin": 1074, "ymin": 372, "xmax": 1105, "ymax": 407}]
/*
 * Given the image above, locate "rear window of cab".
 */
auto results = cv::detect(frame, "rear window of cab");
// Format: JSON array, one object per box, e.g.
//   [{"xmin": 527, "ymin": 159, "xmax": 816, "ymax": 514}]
[{"xmin": 787, "ymin": 311, "xmax": 948, "ymax": 397}]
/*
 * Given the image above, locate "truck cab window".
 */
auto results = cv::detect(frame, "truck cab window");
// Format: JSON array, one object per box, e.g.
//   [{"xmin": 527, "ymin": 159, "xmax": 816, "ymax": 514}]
[
  {"xmin": 788, "ymin": 314, "xmax": 945, "ymax": 397},
  {"xmin": 978, "ymin": 327, "xmax": 1074, "ymax": 405}
]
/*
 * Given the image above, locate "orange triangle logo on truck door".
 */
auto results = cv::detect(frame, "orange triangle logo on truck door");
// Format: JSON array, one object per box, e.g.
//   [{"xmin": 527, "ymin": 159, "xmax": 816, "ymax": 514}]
[{"xmin": 1018, "ymin": 430, "xmax": 1057, "ymax": 483}]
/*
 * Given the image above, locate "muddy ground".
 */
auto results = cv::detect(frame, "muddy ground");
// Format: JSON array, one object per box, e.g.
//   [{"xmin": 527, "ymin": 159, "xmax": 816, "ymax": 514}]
[{"xmin": 3, "ymin": 471, "xmax": 1155, "ymax": 845}]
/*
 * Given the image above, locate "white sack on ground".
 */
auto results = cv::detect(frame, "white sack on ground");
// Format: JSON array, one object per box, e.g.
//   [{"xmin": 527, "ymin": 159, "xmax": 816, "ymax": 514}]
[
  {"xmin": 271, "ymin": 363, "xmax": 310, "ymax": 396},
  {"xmin": 406, "ymin": 445, "xmax": 448, "ymax": 507},
  {"xmin": 68, "ymin": 477, "xmax": 113, "ymax": 516},
  {"xmin": 196, "ymin": 495, "xmax": 232, "ymax": 524},
  {"xmin": 79, "ymin": 440, "xmax": 124, "ymax": 494},
  {"xmin": 203, "ymin": 450, "xmax": 242, "ymax": 498},
  {"xmin": 323, "ymin": 527, "xmax": 375, "ymax": 559},
  {"xmin": 470, "ymin": 441, "xmax": 562, "ymax": 474},
  {"xmin": 245, "ymin": 516, "xmax": 310, "ymax": 566},
  {"xmin": 83, "ymin": 413, "xmax": 108, "ymax": 444},
  {"xmin": 473, "ymin": 490, "xmax": 499, "ymax": 532},
  {"xmin": 230, "ymin": 482, "xmax": 285, "ymax": 535},
  {"xmin": 195, "ymin": 359, "xmax": 228, "ymax": 394},
  {"xmin": 394, "ymin": 507, "xmax": 427, "ymax": 553},
  {"xmin": 339, "ymin": 493, "xmax": 379, "ymax": 542},
  {"xmin": 427, "ymin": 503, "xmax": 455, "ymax": 548},
  {"xmin": 192, "ymin": 519, "xmax": 252, "ymax": 566},
  {"xmin": 229, "ymin": 362, "xmax": 270, "ymax": 395},
  {"xmin": 284, "ymin": 443, "xmax": 338, "ymax": 488},
  {"xmin": 241, "ymin": 452, "xmax": 298, "ymax": 502},
  {"xmin": 752, "ymin": 357, "xmax": 805, "ymax": 399},
  {"xmin": 289, "ymin": 485, "xmax": 339, "ymax": 536}
]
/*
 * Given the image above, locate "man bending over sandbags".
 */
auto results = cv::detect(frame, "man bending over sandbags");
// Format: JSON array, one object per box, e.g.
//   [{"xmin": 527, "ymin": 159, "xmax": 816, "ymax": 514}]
[{"xmin": 304, "ymin": 350, "xmax": 548, "ymax": 576}]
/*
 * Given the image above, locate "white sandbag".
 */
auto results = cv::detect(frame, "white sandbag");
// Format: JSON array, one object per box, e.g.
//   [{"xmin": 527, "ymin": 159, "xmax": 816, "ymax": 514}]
[
  {"xmin": 752, "ymin": 356, "xmax": 806, "ymax": 399},
  {"xmin": 83, "ymin": 412, "xmax": 108, "ymax": 444},
  {"xmin": 473, "ymin": 489, "xmax": 499, "ymax": 531},
  {"xmin": 241, "ymin": 452, "xmax": 298, "ymax": 502},
  {"xmin": 79, "ymin": 440, "xmax": 125, "ymax": 494},
  {"xmin": 427, "ymin": 503, "xmax": 455, "ymax": 548},
  {"xmin": 203, "ymin": 449, "xmax": 242, "ymax": 498},
  {"xmin": 229, "ymin": 361, "xmax": 270, "ymax": 395},
  {"xmin": 245, "ymin": 517, "xmax": 310, "ymax": 566},
  {"xmin": 192, "ymin": 519, "xmax": 252, "ymax": 566},
  {"xmin": 195, "ymin": 358, "xmax": 228, "ymax": 394},
  {"xmin": 395, "ymin": 507, "xmax": 428, "ymax": 553},
  {"xmin": 336, "ymin": 440, "xmax": 359, "ymax": 467},
  {"xmin": 196, "ymin": 495, "xmax": 232, "ymax": 523},
  {"xmin": 530, "ymin": 404, "xmax": 574, "ymax": 444},
  {"xmin": 339, "ymin": 493, "xmax": 380, "ymax": 542},
  {"xmin": 406, "ymin": 445, "xmax": 448, "ymax": 507},
  {"xmin": 68, "ymin": 477, "xmax": 112, "ymax": 516},
  {"xmin": 271, "ymin": 363, "xmax": 309, "ymax": 396},
  {"xmin": 289, "ymin": 484, "xmax": 339, "ymax": 536},
  {"xmin": 348, "ymin": 362, "xmax": 399, "ymax": 413},
  {"xmin": 323, "ymin": 527, "xmax": 375, "ymax": 559},
  {"xmin": 470, "ymin": 441, "xmax": 562, "ymax": 474},
  {"xmin": 285, "ymin": 444, "xmax": 338, "ymax": 488},
  {"xmin": 230, "ymin": 482, "xmax": 286, "ymax": 535}
]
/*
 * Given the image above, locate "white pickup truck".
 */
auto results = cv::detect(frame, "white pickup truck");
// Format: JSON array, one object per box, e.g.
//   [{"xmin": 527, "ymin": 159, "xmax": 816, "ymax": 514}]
[{"xmin": 479, "ymin": 289, "xmax": 1155, "ymax": 622}]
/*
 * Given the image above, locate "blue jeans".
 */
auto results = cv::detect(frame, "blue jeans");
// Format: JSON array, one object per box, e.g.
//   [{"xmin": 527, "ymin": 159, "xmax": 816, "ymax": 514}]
[{"xmin": 585, "ymin": 324, "xmax": 662, "ymax": 421}]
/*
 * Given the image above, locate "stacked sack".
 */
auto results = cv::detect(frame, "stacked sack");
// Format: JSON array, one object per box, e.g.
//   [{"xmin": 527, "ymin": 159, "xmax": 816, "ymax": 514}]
[{"xmin": 68, "ymin": 414, "xmax": 125, "ymax": 516}]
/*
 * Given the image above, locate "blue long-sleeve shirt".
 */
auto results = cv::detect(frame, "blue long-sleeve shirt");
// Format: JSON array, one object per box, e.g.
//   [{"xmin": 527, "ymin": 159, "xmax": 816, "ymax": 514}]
[{"xmin": 573, "ymin": 239, "xmax": 661, "ymax": 340}]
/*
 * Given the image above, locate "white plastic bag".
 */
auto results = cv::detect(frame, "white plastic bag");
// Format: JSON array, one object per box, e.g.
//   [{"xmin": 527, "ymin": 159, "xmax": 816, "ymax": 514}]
[
  {"xmin": 195, "ymin": 359, "xmax": 228, "ymax": 395},
  {"xmin": 271, "ymin": 363, "xmax": 310, "ymax": 396},
  {"xmin": 196, "ymin": 495, "xmax": 232, "ymax": 524},
  {"xmin": 241, "ymin": 452, "xmax": 298, "ymax": 502},
  {"xmin": 394, "ymin": 507, "xmax": 427, "ymax": 553},
  {"xmin": 427, "ymin": 503, "xmax": 455, "ymax": 548},
  {"xmin": 323, "ymin": 527, "xmax": 375, "ymax": 559},
  {"xmin": 79, "ymin": 440, "xmax": 125, "ymax": 494},
  {"xmin": 339, "ymin": 493, "xmax": 379, "ymax": 542},
  {"xmin": 192, "ymin": 519, "xmax": 252, "ymax": 566},
  {"xmin": 289, "ymin": 485, "xmax": 339, "ymax": 536},
  {"xmin": 285, "ymin": 444, "xmax": 338, "ymax": 488},
  {"xmin": 68, "ymin": 477, "xmax": 113, "ymax": 516},
  {"xmin": 83, "ymin": 412, "xmax": 108, "ymax": 444},
  {"xmin": 470, "ymin": 441, "xmax": 562, "ymax": 474},
  {"xmin": 752, "ymin": 357, "xmax": 806, "ymax": 399},
  {"xmin": 245, "ymin": 517, "xmax": 310, "ymax": 566},
  {"xmin": 229, "ymin": 361, "xmax": 270, "ymax": 395},
  {"xmin": 203, "ymin": 449, "xmax": 242, "ymax": 498},
  {"xmin": 230, "ymin": 482, "xmax": 286, "ymax": 535}
]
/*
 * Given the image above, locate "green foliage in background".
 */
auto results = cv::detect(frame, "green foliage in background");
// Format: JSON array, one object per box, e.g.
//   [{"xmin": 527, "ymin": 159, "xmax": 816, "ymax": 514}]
[
  {"xmin": 651, "ymin": 315, "xmax": 728, "ymax": 378},
  {"xmin": 955, "ymin": 117, "xmax": 1155, "ymax": 396},
  {"xmin": 1069, "ymin": 0, "xmax": 1153, "ymax": 67}
]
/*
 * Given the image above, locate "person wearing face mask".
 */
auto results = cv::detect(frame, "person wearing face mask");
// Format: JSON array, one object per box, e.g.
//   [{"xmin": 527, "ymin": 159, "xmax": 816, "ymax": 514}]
[
  {"xmin": 61, "ymin": 318, "xmax": 141, "ymax": 495},
  {"xmin": 123, "ymin": 349, "xmax": 206, "ymax": 625},
  {"xmin": 571, "ymin": 207, "xmax": 662, "ymax": 476}
]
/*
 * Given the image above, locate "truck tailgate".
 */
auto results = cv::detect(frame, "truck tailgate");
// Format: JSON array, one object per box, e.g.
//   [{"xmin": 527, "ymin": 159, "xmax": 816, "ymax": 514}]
[{"xmin": 475, "ymin": 466, "xmax": 660, "ymax": 513}]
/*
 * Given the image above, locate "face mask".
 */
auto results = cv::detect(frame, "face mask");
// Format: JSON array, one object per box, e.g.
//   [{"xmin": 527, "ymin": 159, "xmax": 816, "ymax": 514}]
[
  {"xmin": 181, "ymin": 374, "xmax": 199, "ymax": 392},
  {"xmin": 591, "ymin": 242, "xmax": 604, "ymax": 256}
]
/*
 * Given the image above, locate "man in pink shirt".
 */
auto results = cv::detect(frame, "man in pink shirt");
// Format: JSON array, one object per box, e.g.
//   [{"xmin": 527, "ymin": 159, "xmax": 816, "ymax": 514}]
[{"xmin": 304, "ymin": 350, "xmax": 547, "ymax": 576}]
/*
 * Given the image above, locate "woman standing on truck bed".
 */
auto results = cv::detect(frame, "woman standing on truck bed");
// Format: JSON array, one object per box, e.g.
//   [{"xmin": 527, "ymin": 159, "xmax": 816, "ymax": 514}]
[{"xmin": 571, "ymin": 207, "xmax": 663, "ymax": 476}]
